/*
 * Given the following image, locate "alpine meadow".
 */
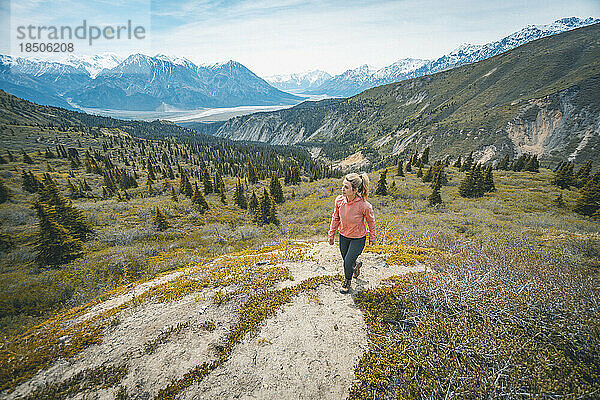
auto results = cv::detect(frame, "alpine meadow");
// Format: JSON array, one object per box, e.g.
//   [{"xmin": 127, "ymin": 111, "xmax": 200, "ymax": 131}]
[{"xmin": 0, "ymin": 9, "xmax": 599, "ymax": 400}]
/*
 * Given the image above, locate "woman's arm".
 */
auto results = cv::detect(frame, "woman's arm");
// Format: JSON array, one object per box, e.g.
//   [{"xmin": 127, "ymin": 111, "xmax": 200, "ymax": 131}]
[
  {"xmin": 364, "ymin": 202, "xmax": 376, "ymax": 245},
  {"xmin": 328, "ymin": 197, "xmax": 341, "ymax": 242}
]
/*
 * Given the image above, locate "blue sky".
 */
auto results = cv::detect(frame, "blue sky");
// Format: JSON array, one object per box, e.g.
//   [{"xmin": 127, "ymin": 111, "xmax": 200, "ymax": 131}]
[{"xmin": 1, "ymin": 0, "xmax": 599, "ymax": 77}]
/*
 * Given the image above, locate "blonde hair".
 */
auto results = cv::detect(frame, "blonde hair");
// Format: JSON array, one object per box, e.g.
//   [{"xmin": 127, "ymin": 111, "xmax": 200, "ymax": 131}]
[{"xmin": 344, "ymin": 172, "xmax": 370, "ymax": 199}]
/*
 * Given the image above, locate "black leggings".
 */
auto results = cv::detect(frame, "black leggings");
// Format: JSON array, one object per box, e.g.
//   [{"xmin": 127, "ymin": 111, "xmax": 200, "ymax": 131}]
[{"xmin": 339, "ymin": 233, "xmax": 366, "ymax": 281}]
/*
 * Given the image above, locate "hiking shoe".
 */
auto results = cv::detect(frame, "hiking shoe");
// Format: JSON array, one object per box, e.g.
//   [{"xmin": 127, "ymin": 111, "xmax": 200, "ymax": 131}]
[
  {"xmin": 353, "ymin": 261, "xmax": 362, "ymax": 278},
  {"xmin": 340, "ymin": 279, "xmax": 351, "ymax": 294}
]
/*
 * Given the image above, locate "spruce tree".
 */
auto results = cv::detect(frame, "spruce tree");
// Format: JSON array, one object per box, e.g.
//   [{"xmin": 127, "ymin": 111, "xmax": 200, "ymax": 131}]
[
  {"xmin": 574, "ymin": 173, "xmax": 600, "ymax": 217},
  {"xmin": 375, "ymin": 170, "xmax": 388, "ymax": 196},
  {"xmin": 453, "ymin": 155, "xmax": 462, "ymax": 169},
  {"xmin": 254, "ymin": 188, "xmax": 270, "ymax": 225},
  {"xmin": 483, "ymin": 165, "xmax": 496, "ymax": 192},
  {"xmin": 422, "ymin": 166, "xmax": 433, "ymax": 182},
  {"xmin": 247, "ymin": 161, "xmax": 258, "ymax": 184},
  {"xmin": 0, "ymin": 178, "xmax": 9, "ymax": 204},
  {"xmin": 22, "ymin": 150, "xmax": 33, "ymax": 164},
  {"xmin": 421, "ymin": 147, "xmax": 430, "ymax": 165},
  {"xmin": 235, "ymin": 178, "xmax": 248, "ymax": 209},
  {"xmin": 552, "ymin": 162, "xmax": 574, "ymax": 189},
  {"xmin": 416, "ymin": 165, "xmax": 423, "ymax": 178},
  {"xmin": 33, "ymin": 202, "xmax": 83, "ymax": 266},
  {"xmin": 428, "ymin": 186, "xmax": 442, "ymax": 206},
  {"xmin": 460, "ymin": 152, "xmax": 473, "ymax": 172},
  {"xmin": 39, "ymin": 174, "xmax": 93, "ymax": 241},
  {"xmin": 270, "ymin": 174, "xmax": 284, "ymax": 204},
  {"xmin": 290, "ymin": 165, "xmax": 301, "ymax": 185},
  {"xmin": 574, "ymin": 161, "xmax": 593, "ymax": 188},
  {"xmin": 459, "ymin": 167, "xmax": 478, "ymax": 198},
  {"xmin": 405, "ymin": 161, "xmax": 412, "ymax": 173},
  {"xmin": 496, "ymin": 154, "xmax": 510, "ymax": 170},
  {"xmin": 203, "ymin": 168, "xmax": 213, "ymax": 194},
  {"xmin": 248, "ymin": 190, "xmax": 258, "ymax": 213},
  {"xmin": 171, "ymin": 186, "xmax": 179, "ymax": 202},
  {"xmin": 22, "ymin": 170, "xmax": 39, "ymax": 193},
  {"xmin": 153, "ymin": 207, "xmax": 170, "ymax": 231},
  {"xmin": 397, "ymin": 159, "xmax": 404, "ymax": 176},
  {"xmin": 268, "ymin": 193, "xmax": 280, "ymax": 225},
  {"xmin": 192, "ymin": 182, "xmax": 209, "ymax": 213}
]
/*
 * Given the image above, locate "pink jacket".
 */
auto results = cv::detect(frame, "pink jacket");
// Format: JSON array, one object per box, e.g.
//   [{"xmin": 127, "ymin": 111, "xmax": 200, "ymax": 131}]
[{"xmin": 328, "ymin": 194, "xmax": 376, "ymax": 244}]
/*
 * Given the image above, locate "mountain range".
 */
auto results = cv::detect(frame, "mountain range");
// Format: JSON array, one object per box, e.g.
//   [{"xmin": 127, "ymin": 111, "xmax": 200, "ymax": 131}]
[
  {"xmin": 0, "ymin": 53, "xmax": 303, "ymax": 111},
  {"xmin": 208, "ymin": 22, "xmax": 600, "ymax": 168},
  {"xmin": 266, "ymin": 17, "xmax": 599, "ymax": 97}
]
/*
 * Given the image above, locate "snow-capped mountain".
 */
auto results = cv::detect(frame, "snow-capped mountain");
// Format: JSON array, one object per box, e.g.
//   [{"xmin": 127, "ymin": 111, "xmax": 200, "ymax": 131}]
[
  {"xmin": 0, "ymin": 53, "xmax": 303, "ymax": 110},
  {"xmin": 303, "ymin": 16, "xmax": 600, "ymax": 97},
  {"xmin": 0, "ymin": 54, "xmax": 90, "ymax": 109},
  {"xmin": 264, "ymin": 70, "xmax": 331, "ymax": 93},
  {"xmin": 67, "ymin": 54, "xmax": 302, "ymax": 110},
  {"xmin": 63, "ymin": 53, "xmax": 124, "ymax": 78}
]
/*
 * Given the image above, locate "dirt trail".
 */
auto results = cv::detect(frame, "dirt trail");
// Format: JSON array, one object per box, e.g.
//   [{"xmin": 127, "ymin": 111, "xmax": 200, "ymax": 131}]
[{"xmin": 5, "ymin": 241, "xmax": 425, "ymax": 400}]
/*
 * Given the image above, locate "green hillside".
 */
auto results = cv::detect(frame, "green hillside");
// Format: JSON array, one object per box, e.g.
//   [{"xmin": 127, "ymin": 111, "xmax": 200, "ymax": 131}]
[{"xmin": 214, "ymin": 23, "xmax": 600, "ymax": 167}]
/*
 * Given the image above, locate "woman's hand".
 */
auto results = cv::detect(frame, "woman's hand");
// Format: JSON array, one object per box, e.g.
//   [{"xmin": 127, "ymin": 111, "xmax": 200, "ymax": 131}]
[{"xmin": 328, "ymin": 236, "xmax": 334, "ymax": 245}]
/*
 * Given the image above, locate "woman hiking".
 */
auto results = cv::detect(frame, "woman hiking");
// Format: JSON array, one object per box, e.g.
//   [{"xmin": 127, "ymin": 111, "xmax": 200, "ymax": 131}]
[{"xmin": 328, "ymin": 172, "xmax": 376, "ymax": 294}]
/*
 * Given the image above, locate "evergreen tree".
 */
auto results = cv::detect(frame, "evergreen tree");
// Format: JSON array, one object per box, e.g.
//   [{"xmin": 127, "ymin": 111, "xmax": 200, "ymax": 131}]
[
  {"xmin": 421, "ymin": 147, "xmax": 430, "ymax": 165},
  {"xmin": 284, "ymin": 166, "xmax": 291, "ymax": 184},
  {"xmin": 192, "ymin": 182, "xmax": 209, "ymax": 213},
  {"xmin": 574, "ymin": 173, "xmax": 600, "ymax": 217},
  {"xmin": 428, "ymin": 186, "xmax": 442, "ymax": 206},
  {"xmin": 459, "ymin": 167, "xmax": 478, "ymax": 198},
  {"xmin": 411, "ymin": 149, "xmax": 419, "ymax": 166},
  {"xmin": 234, "ymin": 178, "xmax": 248, "ymax": 209},
  {"xmin": 422, "ymin": 166, "xmax": 434, "ymax": 182},
  {"xmin": 430, "ymin": 163, "xmax": 448, "ymax": 189},
  {"xmin": 268, "ymin": 192, "xmax": 280, "ymax": 225},
  {"xmin": 0, "ymin": 178, "xmax": 9, "ymax": 204},
  {"xmin": 255, "ymin": 188, "xmax": 279, "ymax": 225},
  {"xmin": 147, "ymin": 162, "xmax": 156, "ymax": 181},
  {"xmin": 290, "ymin": 165, "xmax": 301, "ymax": 185},
  {"xmin": 496, "ymin": 154, "xmax": 510, "ymax": 170},
  {"xmin": 247, "ymin": 161, "xmax": 258, "ymax": 184},
  {"xmin": 39, "ymin": 174, "xmax": 93, "ymax": 241},
  {"xmin": 203, "ymin": 168, "xmax": 213, "ymax": 194},
  {"xmin": 416, "ymin": 165, "xmax": 423, "ymax": 178},
  {"xmin": 454, "ymin": 155, "xmax": 462, "ymax": 169},
  {"xmin": 405, "ymin": 161, "xmax": 412, "ymax": 173},
  {"xmin": 552, "ymin": 162, "xmax": 574, "ymax": 189},
  {"xmin": 574, "ymin": 160, "xmax": 593, "ymax": 188},
  {"xmin": 171, "ymin": 186, "xmax": 179, "ymax": 202},
  {"xmin": 33, "ymin": 202, "xmax": 83, "ymax": 266},
  {"xmin": 22, "ymin": 170, "xmax": 39, "ymax": 193},
  {"xmin": 396, "ymin": 159, "xmax": 404, "ymax": 176},
  {"xmin": 460, "ymin": 152, "xmax": 473, "ymax": 172},
  {"xmin": 153, "ymin": 207, "xmax": 170, "ymax": 231},
  {"xmin": 375, "ymin": 170, "xmax": 388, "ymax": 196},
  {"xmin": 22, "ymin": 150, "xmax": 33, "ymax": 164},
  {"xmin": 248, "ymin": 190, "xmax": 259, "ymax": 213},
  {"xmin": 270, "ymin": 174, "xmax": 284, "ymax": 204},
  {"xmin": 524, "ymin": 154, "xmax": 539, "ymax": 172},
  {"xmin": 483, "ymin": 165, "xmax": 496, "ymax": 192}
]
